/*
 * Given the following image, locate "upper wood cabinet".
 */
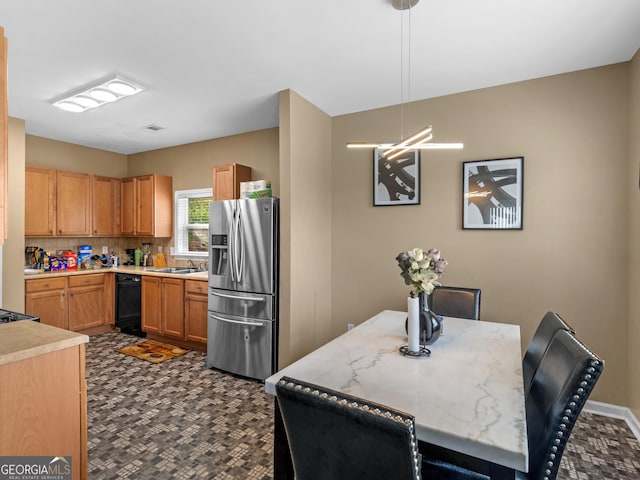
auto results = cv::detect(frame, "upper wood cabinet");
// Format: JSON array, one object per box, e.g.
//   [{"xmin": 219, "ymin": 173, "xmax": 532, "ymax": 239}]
[
  {"xmin": 56, "ymin": 170, "xmax": 91, "ymax": 236},
  {"xmin": 92, "ymin": 175, "xmax": 121, "ymax": 236},
  {"xmin": 0, "ymin": 27, "xmax": 7, "ymax": 243},
  {"xmin": 121, "ymin": 174, "xmax": 172, "ymax": 237},
  {"xmin": 212, "ymin": 163, "xmax": 251, "ymax": 200},
  {"xmin": 25, "ymin": 166, "xmax": 57, "ymax": 236},
  {"xmin": 26, "ymin": 167, "xmax": 124, "ymax": 237}
]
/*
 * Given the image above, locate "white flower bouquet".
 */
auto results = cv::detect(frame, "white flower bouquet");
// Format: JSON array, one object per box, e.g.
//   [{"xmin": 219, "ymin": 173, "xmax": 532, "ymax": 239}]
[{"xmin": 396, "ymin": 247, "xmax": 448, "ymax": 297}]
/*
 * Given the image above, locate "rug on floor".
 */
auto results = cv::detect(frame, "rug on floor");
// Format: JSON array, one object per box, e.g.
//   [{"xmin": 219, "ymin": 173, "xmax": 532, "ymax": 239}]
[{"xmin": 117, "ymin": 339, "xmax": 189, "ymax": 364}]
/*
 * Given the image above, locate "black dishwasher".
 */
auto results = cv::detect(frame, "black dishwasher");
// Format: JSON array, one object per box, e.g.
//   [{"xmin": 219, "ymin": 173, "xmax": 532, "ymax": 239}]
[{"xmin": 115, "ymin": 273, "xmax": 145, "ymax": 337}]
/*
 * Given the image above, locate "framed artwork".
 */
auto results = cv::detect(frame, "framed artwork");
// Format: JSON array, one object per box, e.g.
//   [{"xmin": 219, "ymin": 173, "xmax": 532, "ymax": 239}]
[
  {"xmin": 462, "ymin": 156, "xmax": 524, "ymax": 230},
  {"xmin": 373, "ymin": 149, "xmax": 420, "ymax": 206}
]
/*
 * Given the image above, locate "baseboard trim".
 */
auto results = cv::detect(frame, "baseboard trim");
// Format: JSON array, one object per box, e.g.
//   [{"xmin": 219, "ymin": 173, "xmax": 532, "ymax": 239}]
[{"xmin": 583, "ymin": 400, "xmax": 640, "ymax": 442}]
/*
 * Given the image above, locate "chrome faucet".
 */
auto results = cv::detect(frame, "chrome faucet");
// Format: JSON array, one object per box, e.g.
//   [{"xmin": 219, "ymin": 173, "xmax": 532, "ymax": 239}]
[{"xmin": 187, "ymin": 259, "xmax": 197, "ymax": 269}]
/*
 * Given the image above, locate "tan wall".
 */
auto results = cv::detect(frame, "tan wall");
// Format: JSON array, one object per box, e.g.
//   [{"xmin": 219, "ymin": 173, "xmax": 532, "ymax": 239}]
[
  {"xmin": 3, "ymin": 117, "xmax": 26, "ymax": 311},
  {"xmin": 331, "ymin": 64, "xmax": 630, "ymax": 405},
  {"xmin": 126, "ymin": 128, "xmax": 279, "ymax": 193},
  {"xmin": 26, "ymin": 135, "xmax": 127, "ymax": 176},
  {"xmin": 278, "ymin": 90, "xmax": 333, "ymax": 367},
  {"xmin": 629, "ymin": 49, "xmax": 640, "ymax": 418}
]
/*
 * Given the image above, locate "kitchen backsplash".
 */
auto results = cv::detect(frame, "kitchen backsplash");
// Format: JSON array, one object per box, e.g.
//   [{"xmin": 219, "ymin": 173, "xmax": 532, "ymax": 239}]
[{"xmin": 25, "ymin": 237, "xmax": 176, "ymax": 267}]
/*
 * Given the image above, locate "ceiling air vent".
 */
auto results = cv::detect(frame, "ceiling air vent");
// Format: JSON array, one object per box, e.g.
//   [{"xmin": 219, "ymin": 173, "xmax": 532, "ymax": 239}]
[{"xmin": 144, "ymin": 124, "xmax": 164, "ymax": 131}]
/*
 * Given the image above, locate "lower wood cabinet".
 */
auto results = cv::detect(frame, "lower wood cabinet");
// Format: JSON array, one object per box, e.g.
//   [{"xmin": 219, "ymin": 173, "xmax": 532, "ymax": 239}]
[
  {"xmin": 141, "ymin": 276, "xmax": 185, "ymax": 339},
  {"xmin": 0, "ymin": 333, "xmax": 88, "ymax": 480},
  {"xmin": 68, "ymin": 275, "xmax": 106, "ymax": 331},
  {"xmin": 185, "ymin": 280, "xmax": 208, "ymax": 343},
  {"xmin": 25, "ymin": 273, "xmax": 113, "ymax": 332},
  {"xmin": 25, "ymin": 277, "xmax": 68, "ymax": 329}
]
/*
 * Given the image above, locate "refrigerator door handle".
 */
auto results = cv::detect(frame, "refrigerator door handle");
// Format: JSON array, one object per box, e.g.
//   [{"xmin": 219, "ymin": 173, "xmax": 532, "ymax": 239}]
[
  {"xmin": 209, "ymin": 312, "xmax": 264, "ymax": 327},
  {"xmin": 228, "ymin": 204, "xmax": 237, "ymax": 282},
  {"xmin": 209, "ymin": 290, "xmax": 266, "ymax": 302},
  {"xmin": 237, "ymin": 206, "xmax": 244, "ymax": 282}
]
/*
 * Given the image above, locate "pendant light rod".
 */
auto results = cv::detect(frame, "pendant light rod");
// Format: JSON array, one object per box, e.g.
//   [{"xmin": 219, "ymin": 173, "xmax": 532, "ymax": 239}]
[
  {"xmin": 346, "ymin": 0, "xmax": 463, "ymax": 159},
  {"xmin": 392, "ymin": 0, "xmax": 419, "ymax": 11}
]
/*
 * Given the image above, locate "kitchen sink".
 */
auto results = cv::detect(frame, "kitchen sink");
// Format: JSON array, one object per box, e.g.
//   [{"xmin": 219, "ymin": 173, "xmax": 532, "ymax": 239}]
[{"xmin": 150, "ymin": 267, "xmax": 207, "ymax": 275}]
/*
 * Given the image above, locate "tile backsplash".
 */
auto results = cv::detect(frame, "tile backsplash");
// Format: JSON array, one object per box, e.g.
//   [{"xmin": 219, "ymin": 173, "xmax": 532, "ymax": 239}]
[{"xmin": 25, "ymin": 237, "xmax": 175, "ymax": 267}]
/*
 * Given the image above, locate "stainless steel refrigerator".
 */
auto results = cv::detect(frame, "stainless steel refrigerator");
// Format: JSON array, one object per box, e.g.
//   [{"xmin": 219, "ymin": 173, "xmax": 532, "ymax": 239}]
[{"xmin": 206, "ymin": 197, "xmax": 279, "ymax": 380}]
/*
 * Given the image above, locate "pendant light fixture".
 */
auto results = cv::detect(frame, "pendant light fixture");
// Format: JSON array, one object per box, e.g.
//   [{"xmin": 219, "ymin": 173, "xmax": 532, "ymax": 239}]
[{"xmin": 347, "ymin": 0, "xmax": 463, "ymax": 159}]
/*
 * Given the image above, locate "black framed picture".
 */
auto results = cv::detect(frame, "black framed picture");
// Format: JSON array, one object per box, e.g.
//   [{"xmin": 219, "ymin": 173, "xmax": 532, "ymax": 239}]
[
  {"xmin": 373, "ymin": 149, "xmax": 420, "ymax": 206},
  {"xmin": 462, "ymin": 156, "xmax": 524, "ymax": 229}
]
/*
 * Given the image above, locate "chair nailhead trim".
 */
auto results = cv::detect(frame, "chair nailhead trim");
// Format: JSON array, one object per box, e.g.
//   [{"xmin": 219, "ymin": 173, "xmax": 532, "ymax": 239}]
[{"xmin": 279, "ymin": 379, "xmax": 422, "ymax": 479}]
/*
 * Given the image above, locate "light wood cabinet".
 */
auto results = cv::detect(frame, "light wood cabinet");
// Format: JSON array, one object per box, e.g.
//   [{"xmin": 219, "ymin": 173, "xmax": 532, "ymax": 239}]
[
  {"xmin": 0, "ymin": 328, "xmax": 87, "ymax": 480},
  {"xmin": 68, "ymin": 274, "xmax": 106, "ymax": 331},
  {"xmin": 56, "ymin": 170, "xmax": 91, "ymax": 236},
  {"xmin": 185, "ymin": 279, "xmax": 208, "ymax": 343},
  {"xmin": 25, "ymin": 277, "xmax": 68, "ymax": 329},
  {"xmin": 25, "ymin": 273, "xmax": 113, "ymax": 332},
  {"xmin": 141, "ymin": 276, "xmax": 185, "ymax": 339},
  {"xmin": 141, "ymin": 276, "xmax": 161, "ymax": 334},
  {"xmin": 25, "ymin": 166, "xmax": 56, "ymax": 236},
  {"xmin": 121, "ymin": 174, "xmax": 173, "ymax": 237},
  {"xmin": 0, "ymin": 27, "xmax": 7, "ymax": 243},
  {"xmin": 92, "ymin": 176, "xmax": 121, "ymax": 236},
  {"xmin": 162, "ymin": 278, "xmax": 185, "ymax": 338},
  {"xmin": 212, "ymin": 163, "xmax": 251, "ymax": 200}
]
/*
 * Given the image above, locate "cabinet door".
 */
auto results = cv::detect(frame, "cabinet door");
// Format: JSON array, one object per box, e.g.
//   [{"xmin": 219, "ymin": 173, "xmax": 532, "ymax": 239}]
[
  {"xmin": 0, "ymin": 28, "xmax": 6, "ymax": 243},
  {"xmin": 120, "ymin": 177, "xmax": 135, "ymax": 235},
  {"xmin": 25, "ymin": 289, "xmax": 68, "ymax": 329},
  {"xmin": 185, "ymin": 293, "xmax": 208, "ymax": 343},
  {"xmin": 68, "ymin": 284, "xmax": 104, "ymax": 331},
  {"xmin": 25, "ymin": 166, "xmax": 56, "ymax": 236},
  {"xmin": 212, "ymin": 164, "xmax": 236, "ymax": 200},
  {"xmin": 136, "ymin": 175, "xmax": 154, "ymax": 236},
  {"xmin": 162, "ymin": 278, "xmax": 185, "ymax": 339},
  {"xmin": 213, "ymin": 164, "xmax": 250, "ymax": 201},
  {"xmin": 141, "ymin": 276, "xmax": 161, "ymax": 334},
  {"xmin": 92, "ymin": 176, "xmax": 121, "ymax": 236},
  {"xmin": 57, "ymin": 171, "xmax": 91, "ymax": 236},
  {"xmin": 0, "ymin": 345, "xmax": 86, "ymax": 478}
]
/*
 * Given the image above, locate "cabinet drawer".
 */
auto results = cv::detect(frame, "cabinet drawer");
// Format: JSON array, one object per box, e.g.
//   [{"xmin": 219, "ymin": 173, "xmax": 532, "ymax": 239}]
[
  {"xmin": 68, "ymin": 274, "xmax": 104, "ymax": 288},
  {"xmin": 185, "ymin": 280, "xmax": 208, "ymax": 295},
  {"xmin": 25, "ymin": 277, "xmax": 66, "ymax": 293}
]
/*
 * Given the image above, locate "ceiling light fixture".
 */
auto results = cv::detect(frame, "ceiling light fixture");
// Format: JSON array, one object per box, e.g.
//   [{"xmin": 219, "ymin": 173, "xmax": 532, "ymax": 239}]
[
  {"xmin": 52, "ymin": 75, "xmax": 143, "ymax": 113},
  {"xmin": 347, "ymin": 0, "xmax": 463, "ymax": 158}
]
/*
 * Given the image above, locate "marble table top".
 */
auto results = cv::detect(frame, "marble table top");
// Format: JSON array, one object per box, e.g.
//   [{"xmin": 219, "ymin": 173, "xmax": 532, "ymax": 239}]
[{"xmin": 265, "ymin": 310, "xmax": 528, "ymax": 472}]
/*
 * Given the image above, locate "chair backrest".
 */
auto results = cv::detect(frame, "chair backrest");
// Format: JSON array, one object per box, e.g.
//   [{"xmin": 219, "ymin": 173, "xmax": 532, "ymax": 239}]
[
  {"xmin": 523, "ymin": 311, "xmax": 576, "ymax": 398},
  {"xmin": 429, "ymin": 286, "xmax": 481, "ymax": 320},
  {"xmin": 276, "ymin": 376, "xmax": 421, "ymax": 480},
  {"xmin": 525, "ymin": 329, "xmax": 603, "ymax": 480}
]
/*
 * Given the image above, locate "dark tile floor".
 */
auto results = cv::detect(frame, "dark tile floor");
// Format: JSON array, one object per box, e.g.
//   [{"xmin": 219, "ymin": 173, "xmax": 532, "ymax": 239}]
[{"xmin": 86, "ymin": 331, "xmax": 640, "ymax": 479}]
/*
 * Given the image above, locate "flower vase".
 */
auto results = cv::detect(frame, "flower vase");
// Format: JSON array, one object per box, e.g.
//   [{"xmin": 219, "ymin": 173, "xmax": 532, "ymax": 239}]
[{"xmin": 418, "ymin": 292, "xmax": 442, "ymax": 345}]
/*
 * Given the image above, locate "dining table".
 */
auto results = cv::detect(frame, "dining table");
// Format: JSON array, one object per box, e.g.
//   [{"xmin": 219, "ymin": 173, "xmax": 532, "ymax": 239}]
[{"xmin": 265, "ymin": 309, "xmax": 529, "ymax": 479}]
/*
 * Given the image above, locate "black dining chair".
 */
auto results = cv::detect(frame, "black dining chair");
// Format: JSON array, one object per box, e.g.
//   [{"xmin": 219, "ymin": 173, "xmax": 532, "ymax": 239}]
[
  {"xmin": 522, "ymin": 311, "xmax": 576, "ymax": 398},
  {"xmin": 429, "ymin": 286, "xmax": 481, "ymax": 320},
  {"xmin": 276, "ymin": 376, "xmax": 421, "ymax": 480},
  {"xmin": 524, "ymin": 329, "xmax": 603, "ymax": 480},
  {"xmin": 424, "ymin": 329, "xmax": 603, "ymax": 480}
]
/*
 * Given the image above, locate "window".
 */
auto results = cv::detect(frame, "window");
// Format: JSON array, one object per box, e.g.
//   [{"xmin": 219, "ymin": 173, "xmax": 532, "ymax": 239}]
[{"xmin": 174, "ymin": 188, "xmax": 212, "ymax": 258}]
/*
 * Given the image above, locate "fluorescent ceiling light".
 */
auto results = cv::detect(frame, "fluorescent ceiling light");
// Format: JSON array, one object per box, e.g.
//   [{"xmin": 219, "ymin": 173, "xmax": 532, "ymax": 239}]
[{"xmin": 52, "ymin": 75, "xmax": 143, "ymax": 113}]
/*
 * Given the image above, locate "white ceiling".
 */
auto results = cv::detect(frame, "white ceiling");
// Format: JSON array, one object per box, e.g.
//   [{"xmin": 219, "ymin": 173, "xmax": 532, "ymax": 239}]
[{"xmin": 1, "ymin": 0, "xmax": 639, "ymax": 155}]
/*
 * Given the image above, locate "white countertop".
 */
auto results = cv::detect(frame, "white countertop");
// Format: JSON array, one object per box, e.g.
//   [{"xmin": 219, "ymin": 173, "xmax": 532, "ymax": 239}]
[
  {"xmin": 0, "ymin": 320, "xmax": 89, "ymax": 366},
  {"xmin": 265, "ymin": 310, "xmax": 528, "ymax": 472}
]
